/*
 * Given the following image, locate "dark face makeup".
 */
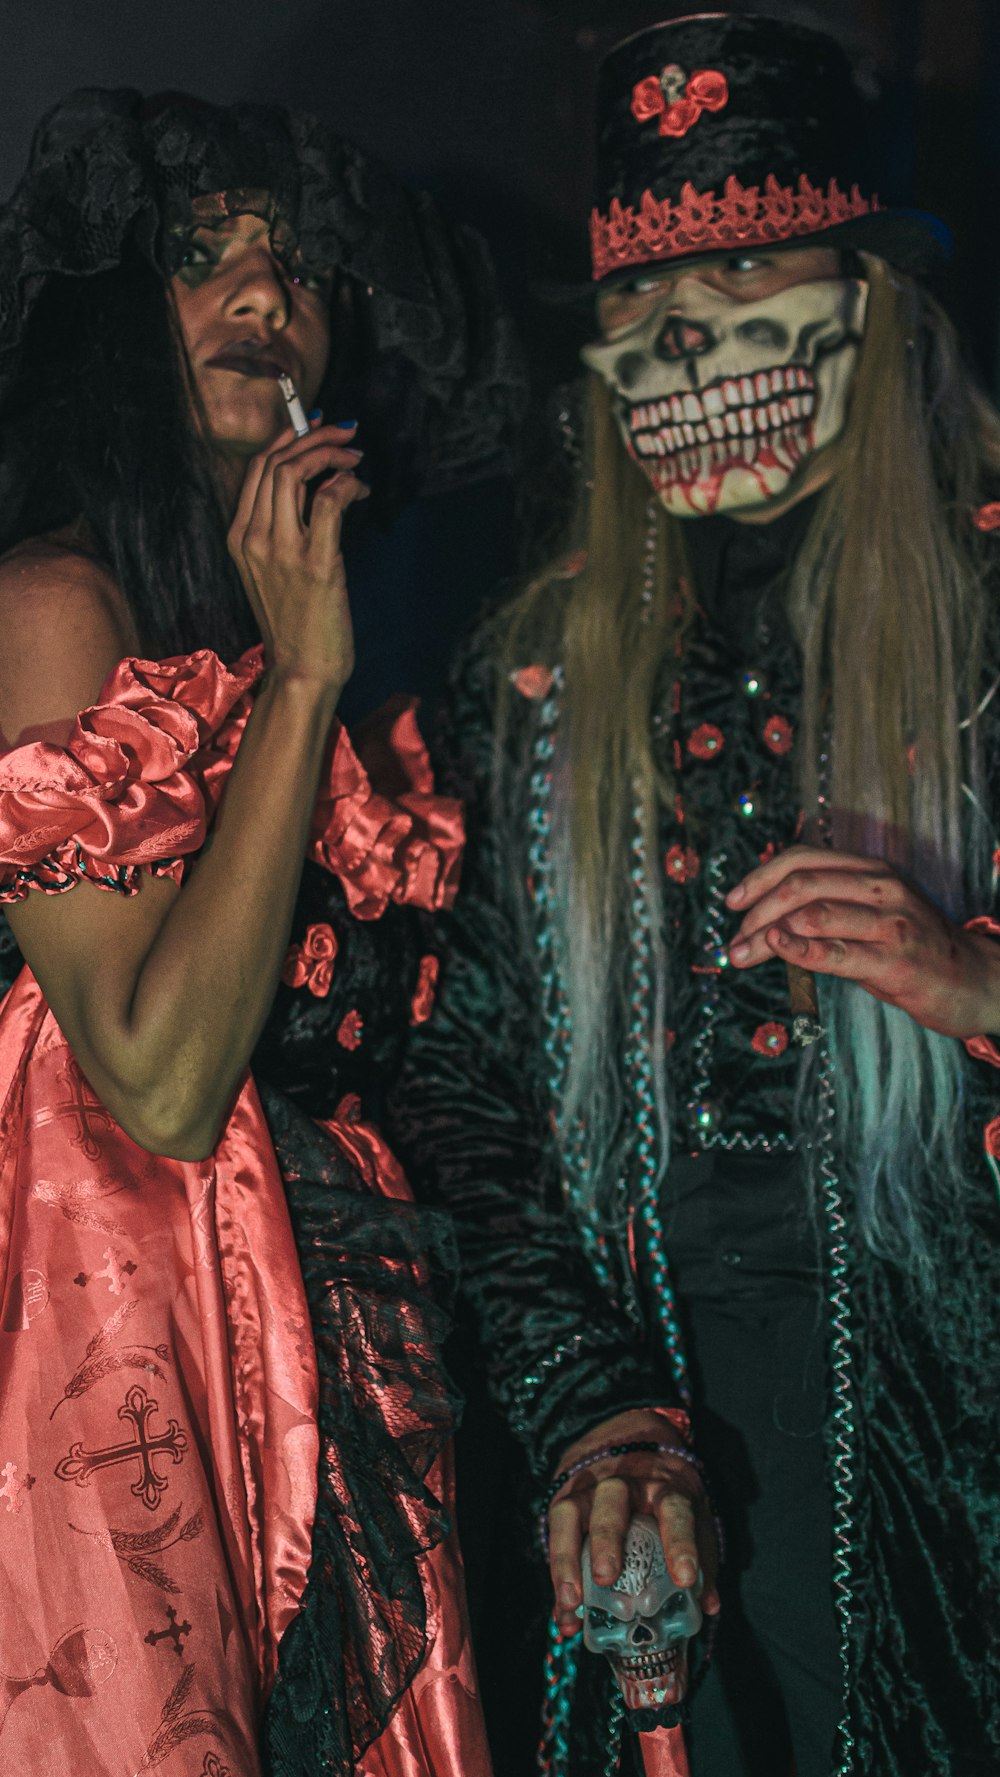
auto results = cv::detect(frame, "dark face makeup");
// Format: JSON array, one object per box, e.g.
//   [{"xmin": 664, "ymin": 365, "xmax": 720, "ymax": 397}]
[
  {"xmin": 169, "ymin": 205, "xmax": 333, "ymax": 461},
  {"xmin": 583, "ymin": 245, "xmax": 868, "ymax": 518}
]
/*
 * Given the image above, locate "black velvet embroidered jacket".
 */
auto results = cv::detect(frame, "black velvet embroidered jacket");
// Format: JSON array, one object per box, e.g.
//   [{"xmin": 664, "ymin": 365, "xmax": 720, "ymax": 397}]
[{"xmin": 390, "ymin": 507, "xmax": 1000, "ymax": 1774}]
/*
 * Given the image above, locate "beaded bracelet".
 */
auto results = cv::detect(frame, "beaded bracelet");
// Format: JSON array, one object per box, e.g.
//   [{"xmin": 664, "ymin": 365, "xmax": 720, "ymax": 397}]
[{"xmin": 538, "ymin": 1438, "xmax": 707, "ymax": 1555}]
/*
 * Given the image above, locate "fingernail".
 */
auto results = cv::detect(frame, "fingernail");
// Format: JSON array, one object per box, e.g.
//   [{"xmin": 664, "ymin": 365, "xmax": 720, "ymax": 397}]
[
  {"xmin": 731, "ymin": 942, "xmax": 749, "ymax": 963},
  {"xmin": 728, "ymin": 884, "xmax": 745, "ymax": 905},
  {"xmin": 308, "ymin": 408, "xmax": 323, "ymax": 422},
  {"xmin": 557, "ymin": 1583, "xmax": 577, "ymax": 1608},
  {"xmin": 342, "ymin": 447, "xmax": 364, "ymax": 460},
  {"xmin": 333, "ymin": 418, "xmax": 357, "ymax": 429},
  {"xmin": 676, "ymin": 1557, "xmax": 697, "ymax": 1585}
]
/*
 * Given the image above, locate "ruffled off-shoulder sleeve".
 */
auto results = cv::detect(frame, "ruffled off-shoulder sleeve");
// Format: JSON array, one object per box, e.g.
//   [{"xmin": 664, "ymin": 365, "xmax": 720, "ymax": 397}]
[
  {"xmin": 0, "ymin": 647, "xmax": 263, "ymax": 901},
  {"xmin": 309, "ymin": 694, "xmax": 463, "ymax": 919},
  {"xmin": 0, "ymin": 647, "xmax": 463, "ymax": 917}
]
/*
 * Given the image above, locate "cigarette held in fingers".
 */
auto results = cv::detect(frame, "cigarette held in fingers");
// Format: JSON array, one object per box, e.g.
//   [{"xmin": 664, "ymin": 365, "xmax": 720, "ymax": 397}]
[
  {"xmin": 278, "ymin": 372, "xmax": 310, "ymax": 438},
  {"xmin": 787, "ymin": 962, "xmax": 823, "ymax": 1046}
]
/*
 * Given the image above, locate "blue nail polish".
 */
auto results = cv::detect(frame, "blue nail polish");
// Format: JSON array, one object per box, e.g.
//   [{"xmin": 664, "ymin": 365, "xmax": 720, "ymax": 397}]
[
  {"xmin": 308, "ymin": 407, "xmax": 323, "ymax": 421},
  {"xmin": 333, "ymin": 418, "xmax": 358, "ymax": 429}
]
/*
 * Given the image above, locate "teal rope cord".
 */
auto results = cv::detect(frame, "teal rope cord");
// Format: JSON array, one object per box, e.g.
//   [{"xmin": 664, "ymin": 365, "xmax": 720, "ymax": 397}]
[
  {"xmin": 817, "ymin": 1044, "xmax": 857, "ymax": 1774},
  {"xmin": 537, "ymin": 1618, "xmax": 581, "ymax": 1777}
]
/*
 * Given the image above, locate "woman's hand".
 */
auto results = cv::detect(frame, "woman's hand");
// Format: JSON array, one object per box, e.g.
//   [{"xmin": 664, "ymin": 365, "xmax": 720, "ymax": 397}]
[
  {"xmin": 727, "ymin": 844, "xmax": 1000, "ymax": 1038},
  {"xmin": 547, "ymin": 1409, "xmax": 721, "ymax": 1637},
  {"xmin": 227, "ymin": 419, "xmax": 368, "ymax": 691}
]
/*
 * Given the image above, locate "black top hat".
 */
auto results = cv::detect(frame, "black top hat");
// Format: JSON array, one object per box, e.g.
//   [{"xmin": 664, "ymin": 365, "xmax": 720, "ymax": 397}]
[{"xmin": 589, "ymin": 12, "xmax": 950, "ymax": 285}]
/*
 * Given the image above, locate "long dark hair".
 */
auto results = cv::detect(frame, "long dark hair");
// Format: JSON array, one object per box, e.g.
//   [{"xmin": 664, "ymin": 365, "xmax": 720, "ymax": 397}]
[{"xmin": 0, "ymin": 239, "xmax": 367, "ymax": 660}]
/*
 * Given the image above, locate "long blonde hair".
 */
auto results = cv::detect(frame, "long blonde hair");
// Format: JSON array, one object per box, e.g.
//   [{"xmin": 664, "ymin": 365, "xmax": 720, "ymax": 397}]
[{"xmin": 498, "ymin": 257, "xmax": 1000, "ymax": 1281}]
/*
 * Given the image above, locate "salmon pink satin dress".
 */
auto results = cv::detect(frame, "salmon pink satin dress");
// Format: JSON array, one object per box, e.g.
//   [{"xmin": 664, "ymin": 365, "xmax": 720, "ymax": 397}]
[{"xmin": 0, "ymin": 646, "xmax": 492, "ymax": 1777}]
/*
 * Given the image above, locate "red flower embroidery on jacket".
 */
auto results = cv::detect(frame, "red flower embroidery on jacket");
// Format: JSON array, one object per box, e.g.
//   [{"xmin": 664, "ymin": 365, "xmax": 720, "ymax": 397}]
[
  {"xmin": 337, "ymin": 1009, "xmax": 364, "ymax": 1051},
  {"xmin": 282, "ymin": 922, "xmax": 338, "ymax": 997},
  {"xmin": 665, "ymin": 844, "xmax": 700, "ymax": 883},
  {"xmin": 410, "ymin": 954, "xmax": 440, "ymax": 1026},
  {"xmin": 511, "ymin": 665, "xmax": 555, "ymax": 701},
  {"xmin": 752, "ymin": 1021, "xmax": 789, "ymax": 1057},
  {"xmin": 687, "ymin": 723, "xmax": 725, "ymax": 760},
  {"xmin": 630, "ymin": 64, "xmax": 729, "ymax": 139},
  {"xmin": 973, "ymin": 502, "xmax": 1000, "ymax": 532},
  {"xmin": 762, "ymin": 714, "xmax": 793, "ymax": 756}
]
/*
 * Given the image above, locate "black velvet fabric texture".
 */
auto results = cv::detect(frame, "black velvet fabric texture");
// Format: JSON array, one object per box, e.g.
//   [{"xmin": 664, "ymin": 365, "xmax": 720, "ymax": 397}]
[{"xmin": 389, "ymin": 507, "xmax": 1000, "ymax": 1773}]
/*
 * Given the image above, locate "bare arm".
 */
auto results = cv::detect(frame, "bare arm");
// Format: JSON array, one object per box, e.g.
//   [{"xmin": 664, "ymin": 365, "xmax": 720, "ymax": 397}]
[{"xmin": 3, "ymin": 421, "xmax": 365, "ymax": 1160}]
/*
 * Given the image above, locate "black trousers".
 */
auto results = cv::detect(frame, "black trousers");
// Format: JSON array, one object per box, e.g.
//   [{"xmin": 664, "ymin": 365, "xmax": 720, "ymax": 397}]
[{"xmin": 682, "ymin": 1291, "xmax": 841, "ymax": 1777}]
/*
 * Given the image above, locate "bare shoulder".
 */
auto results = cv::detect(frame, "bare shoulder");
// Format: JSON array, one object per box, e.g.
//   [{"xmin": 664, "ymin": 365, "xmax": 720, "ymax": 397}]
[{"xmin": 0, "ymin": 540, "xmax": 139, "ymax": 746}]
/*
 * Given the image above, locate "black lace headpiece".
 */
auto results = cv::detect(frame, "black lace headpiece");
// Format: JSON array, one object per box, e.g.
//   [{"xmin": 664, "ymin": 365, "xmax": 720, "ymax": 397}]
[{"xmin": 0, "ymin": 86, "xmax": 524, "ymax": 493}]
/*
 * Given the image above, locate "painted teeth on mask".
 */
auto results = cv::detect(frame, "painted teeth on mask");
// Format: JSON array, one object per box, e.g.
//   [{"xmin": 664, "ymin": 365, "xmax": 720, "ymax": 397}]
[{"xmin": 626, "ymin": 367, "xmax": 816, "ymax": 486}]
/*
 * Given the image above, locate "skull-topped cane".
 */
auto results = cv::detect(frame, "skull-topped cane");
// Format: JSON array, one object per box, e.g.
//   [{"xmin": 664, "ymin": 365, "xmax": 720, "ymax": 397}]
[{"xmin": 582, "ymin": 1515, "xmax": 703, "ymax": 1775}]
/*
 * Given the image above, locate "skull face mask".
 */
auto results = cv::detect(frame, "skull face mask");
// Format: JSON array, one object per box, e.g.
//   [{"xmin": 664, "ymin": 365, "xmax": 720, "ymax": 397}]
[
  {"xmin": 582, "ymin": 272, "xmax": 868, "ymax": 517},
  {"xmin": 582, "ymin": 1514, "xmax": 703, "ymax": 1715}
]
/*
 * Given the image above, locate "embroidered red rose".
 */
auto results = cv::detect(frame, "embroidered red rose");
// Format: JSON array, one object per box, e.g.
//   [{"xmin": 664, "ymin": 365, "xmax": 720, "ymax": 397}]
[
  {"xmin": 337, "ymin": 1009, "xmax": 364, "ymax": 1050},
  {"xmin": 660, "ymin": 97, "xmax": 701, "ymax": 138},
  {"xmin": 282, "ymin": 922, "xmax": 338, "ymax": 997},
  {"xmin": 686, "ymin": 70, "xmax": 729, "ymax": 112},
  {"xmin": 631, "ymin": 76, "xmax": 666, "ymax": 122},
  {"xmin": 762, "ymin": 714, "xmax": 793, "ymax": 756},
  {"xmin": 632, "ymin": 64, "xmax": 730, "ymax": 139},
  {"xmin": 984, "ymin": 1115, "xmax": 1000, "ymax": 1157},
  {"xmin": 410, "ymin": 954, "xmax": 440, "ymax": 1026},
  {"xmin": 687, "ymin": 723, "xmax": 725, "ymax": 760},
  {"xmin": 752, "ymin": 1021, "xmax": 789, "ymax": 1057},
  {"xmin": 665, "ymin": 844, "xmax": 700, "ymax": 883},
  {"xmin": 973, "ymin": 501, "xmax": 1000, "ymax": 532},
  {"xmin": 511, "ymin": 665, "xmax": 555, "ymax": 701}
]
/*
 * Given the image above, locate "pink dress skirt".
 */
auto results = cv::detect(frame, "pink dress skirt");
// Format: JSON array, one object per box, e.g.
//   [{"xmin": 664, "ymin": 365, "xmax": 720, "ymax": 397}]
[{"xmin": 0, "ymin": 646, "xmax": 493, "ymax": 1776}]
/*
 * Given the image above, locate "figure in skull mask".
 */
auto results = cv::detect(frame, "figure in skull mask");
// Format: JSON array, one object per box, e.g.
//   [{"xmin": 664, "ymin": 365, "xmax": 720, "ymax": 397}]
[{"xmin": 392, "ymin": 13, "xmax": 1000, "ymax": 1777}]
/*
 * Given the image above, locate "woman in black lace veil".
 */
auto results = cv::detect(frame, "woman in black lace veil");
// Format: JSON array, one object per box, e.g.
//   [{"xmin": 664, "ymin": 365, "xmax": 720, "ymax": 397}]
[{"xmin": 0, "ymin": 87, "xmax": 520, "ymax": 1777}]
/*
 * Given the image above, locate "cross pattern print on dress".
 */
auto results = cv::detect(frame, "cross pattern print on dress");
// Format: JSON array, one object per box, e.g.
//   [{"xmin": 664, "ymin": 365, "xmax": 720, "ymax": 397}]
[
  {"xmin": 30, "ymin": 1057, "xmax": 117, "ymax": 1161},
  {"xmin": 55, "ymin": 1386, "xmax": 186, "ymax": 1510},
  {"xmin": 145, "ymin": 1605, "xmax": 191, "ymax": 1657}
]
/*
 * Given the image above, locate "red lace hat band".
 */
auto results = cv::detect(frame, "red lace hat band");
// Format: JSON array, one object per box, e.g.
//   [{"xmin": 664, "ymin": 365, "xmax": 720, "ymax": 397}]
[{"xmin": 590, "ymin": 173, "xmax": 881, "ymax": 282}]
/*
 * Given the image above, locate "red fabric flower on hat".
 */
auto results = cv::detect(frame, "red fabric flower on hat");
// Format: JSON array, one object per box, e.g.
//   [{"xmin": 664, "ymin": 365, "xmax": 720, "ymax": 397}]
[
  {"xmin": 631, "ymin": 64, "xmax": 729, "ymax": 139},
  {"xmin": 985, "ymin": 1115, "xmax": 1000, "ymax": 1157},
  {"xmin": 665, "ymin": 843, "xmax": 700, "ymax": 883},
  {"xmin": 282, "ymin": 921, "xmax": 338, "ymax": 997},
  {"xmin": 762, "ymin": 714, "xmax": 794, "ymax": 756},
  {"xmin": 973, "ymin": 502, "xmax": 1000, "ymax": 532},
  {"xmin": 660, "ymin": 97, "xmax": 701, "ymax": 138},
  {"xmin": 686, "ymin": 69, "xmax": 729, "ymax": 111},
  {"xmin": 337, "ymin": 1009, "xmax": 364, "ymax": 1050},
  {"xmin": 752, "ymin": 1021, "xmax": 789, "ymax": 1057},
  {"xmin": 631, "ymin": 76, "xmax": 666, "ymax": 122},
  {"xmin": 688, "ymin": 723, "xmax": 725, "ymax": 760},
  {"xmin": 410, "ymin": 953, "xmax": 440, "ymax": 1026}
]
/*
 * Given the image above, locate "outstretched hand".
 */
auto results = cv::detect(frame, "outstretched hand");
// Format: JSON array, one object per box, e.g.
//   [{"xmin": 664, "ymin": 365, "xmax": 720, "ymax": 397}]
[
  {"xmin": 727, "ymin": 845, "xmax": 1000, "ymax": 1039},
  {"xmin": 547, "ymin": 1409, "xmax": 721, "ymax": 1638}
]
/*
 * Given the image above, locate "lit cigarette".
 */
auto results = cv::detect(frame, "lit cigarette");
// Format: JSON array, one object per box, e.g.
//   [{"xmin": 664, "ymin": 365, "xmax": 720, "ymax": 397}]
[
  {"xmin": 278, "ymin": 372, "xmax": 310, "ymax": 438},
  {"xmin": 787, "ymin": 963, "xmax": 823, "ymax": 1047}
]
